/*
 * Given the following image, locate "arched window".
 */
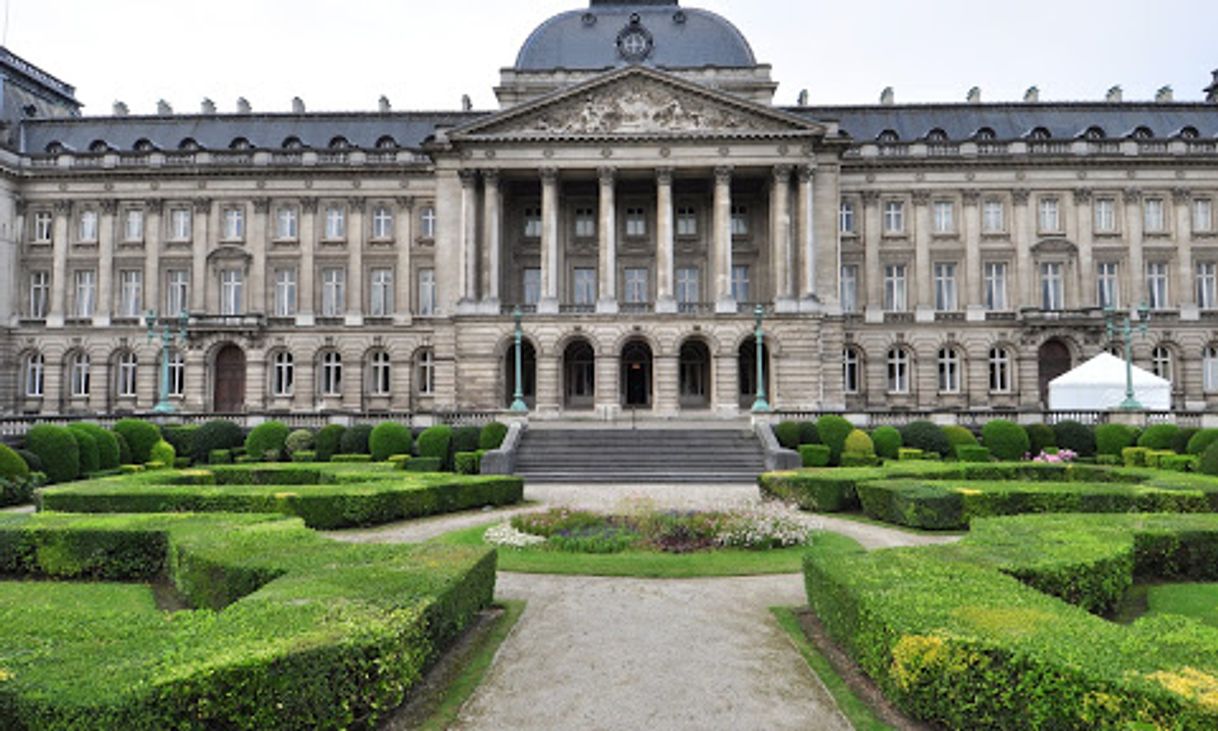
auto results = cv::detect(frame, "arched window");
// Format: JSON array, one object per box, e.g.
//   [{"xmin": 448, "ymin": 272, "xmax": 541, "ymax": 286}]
[
  {"xmin": 1178, "ymin": 126, "xmax": 1200, "ymax": 140},
  {"xmin": 329, "ymin": 136, "xmax": 351, "ymax": 150},
  {"xmin": 70, "ymin": 353, "xmax": 91, "ymax": 397},
  {"xmin": 178, "ymin": 138, "xmax": 201, "ymax": 151},
  {"xmin": 1130, "ymin": 126, "xmax": 1154, "ymax": 140},
  {"xmin": 23, "ymin": 353, "xmax": 44, "ymax": 398},
  {"xmin": 842, "ymin": 347, "xmax": 861, "ymax": 395},
  {"xmin": 116, "ymin": 352, "xmax": 138, "ymax": 398},
  {"xmin": 272, "ymin": 351, "xmax": 294, "ymax": 397},
  {"xmin": 1083, "ymin": 126, "xmax": 1106, "ymax": 140},
  {"xmin": 988, "ymin": 347, "xmax": 1012, "ymax": 393},
  {"xmin": 416, "ymin": 349, "xmax": 435, "ymax": 396},
  {"xmin": 973, "ymin": 127, "xmax": 997, "ymax": 141},
  {"xmin": 167, "ymin": 350, "xmax": 185, "ymax": 397},
  {"xmin": 886, "ymin": 348, "xmax": 910, "ymax": 394},
  {"xmin": 925, "ymin": 128, "xmax": 948, "ymax": 142},
  {"xmin": 229, "ymin": 137, "xmax": 252, "ymax": 150},
  {"xmin": 133, "ymin": 139, "xmax": 157, "ymax": 153},
  {"xmin": 937, "ymin": 347, "xmax": 961, "ymax": 393},
  {"xmin": 876, "ymin": 129, "xmax": 900, "ymax": 143},
  {"xmin": 45, "ymin": 141, "xmax": 66, "ymax": 155},
  {"xmin": 1028, "ymin": 127, "xmax": 1051, "ymax": 140},
  {"xmin": 369, "ymin": 350, "xmax": 391, "ymax": 396},
  {"xmin": 320, "ymin": 351, "xmax": 342, "ymax": 397},
  {"xmin": 1152, "ymin": 346, "xmax": 1174, "ymax": 383},
  {"xmin": 88, "ymin": 140, "xmax": 111, "ymax": 153},
  {"xmin": 375, "ymin": 135, "xmax": 398, "ymax": 150},
  {"xmin": 1204, "ymin": 347, "xmax": 1218, "ymax": 392},
  {"xmin": 282, "ymin": 136, "xmax": 304, "ymax": 150}
]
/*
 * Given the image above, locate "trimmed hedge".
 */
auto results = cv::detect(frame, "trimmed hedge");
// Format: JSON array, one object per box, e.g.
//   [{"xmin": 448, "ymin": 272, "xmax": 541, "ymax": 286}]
[
  {"xmin": 798, "ymin": 421, "xmax": 820, "ymax": 445},
  {"xmin": 758, "ymin": 468, "xmax": 880, "ymax": 512},
  {"xmin": 1201, "ymin": 441, "xmax": 1218, "ymax": 476},
  {"xmin": 816, "ymin": 415, "xmax": 854, "ymax": 466},
  {"xmin": 149, "ymin": 440, "xmax": 176, "ymax": 467},
  {"xmin": 981, "ymin": 419, "xmax": 1029, "ymax": 462},
  {"xmin": 370, "ymin": 422, "xmax": 413, "ymax": 462},
  {"xmin": 1053, "ymin": 419, "xmax": 1096, "ymax": 457},
  {"xmin": 1096, "ymin": 423, "xmax": 1139, "ymax": 456},
  {"xmin": 1138, "ymin": 423, "xmax": 1181, "ymax": 451},
  {"xmin": 418, "ymin": 426, "xmax": 454, "ymax": 470},
  {"xmin": 956, "ymin": 445, "xmax": 991, "ymax": 463},
  {"xmin": 340, "ymin": 424, "xmax": 374, "ymax": 456},
  {"xmin": 0, "ymin": 511, "xmax": 495, "ymax": 730},
  {"xmin": 71, "ymin": 423, "xmax": 121, "ymax": 470},
  {"xmin": 113, "ymin": 431, "xmax": 132, "ymax": 466},
  {"xmin": 192, "ymin": 420, "xmax": 244, "ymax": 464},
  {"xmin": 315, "ymin": 424, "xmax": 346, "ymax": 462},
  {"xmin": 404, "ymin": 457, "xmax": 444, "ymax": 472},
  {"xmin": 26, "ymin": 424, "xmax": 80, "ymax": 483},
  {"xmin": 900, "ymin": 420, "xmax": 951, "ymax": 458},
  {"xmin": 1187, "ymin": 428, "xmax": 1218, "ymax": 456},
  {"xmin": 454, "ymin": 451, "xmax": 481, "ymax": 475},
  {"xmin": 291, "ymin": 450, "xmax": 316, "ymax": 463},
  {"xmin": 331, "ymin": 454, "xmax": 373, "ymax": 463},
  {"xmin": 844, "ymin": 429, "xmax": 875, "ymax": 456},
  {"xmin": 1024, "ymin": 423, "xmax": 1056, "ymax": 456},
  {"xmin": 67, "ymin": 425, "xmax": 101, "ymax": 476},
  {"xmin": 941, "ymin": 426, "xmax": 978, "ymax": 455},
  {"xmin": 453, "ymin": 426, "xmax": 481, "ymax": 455},
  {"xmin": 774, "ymin": 421, "xmax": 801, "ymax": 450},
  {"xmin": 799, "ymin": 444, "xmax": 832, "ymax": 468},
  {"xmin": 479, "ymin": 421, "xmax": 509, "ymax": 451},
  {"xmin": 871, "ymin": 426, "xmax": 902, "ymax": 461},
  {"xmin": 1173, "ymin": 427, "xmax": 1199, "ymax": 455},
  {"xmin": 244, "ymin": 421, "xmax": 291, "ymax": 462},
  {"xmin": 160, "ymin": 425, "xmax": 199, "ymax": 465},
  {"xmin": 0, "ymin": 443, "xmax": 31, "ymax": 482},
  {"xmin": 113, "ymin": 419, "xmax": 162, "ymax": 465},
  {"xmin": 284, "ymin": 428, "xmax": 315, "ymax": 456},
  {"xmin": 16, "ymin": 448, "xmax": 42, "ymax": 473}
]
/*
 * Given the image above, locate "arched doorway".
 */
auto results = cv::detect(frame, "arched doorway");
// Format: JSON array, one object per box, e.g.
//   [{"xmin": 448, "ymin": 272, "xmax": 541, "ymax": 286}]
[
  {"xmin": 213, "ymin": 344, "xmax": 247, "ymax": 413},
  {"xmin": 503, "ymin": 340, "xmax": 536, "ymax": 409},
  {"xmin": 563, "ymin": 340, "xmax": 595, "ymax": 410},
  {"xmin": 738, "ymin": 340, "xmax": 771, "ymax": 409},
  {"xmin": 1038, "ymin": 338, "xmax": 1073, "ymax": 406},
  {"xmin": 620, "ymin": 340, "xmax": 653, "ymax": 408},
  {"xmin": 678, "ymin": 340, "xmax": 711, "ymax": 409}
]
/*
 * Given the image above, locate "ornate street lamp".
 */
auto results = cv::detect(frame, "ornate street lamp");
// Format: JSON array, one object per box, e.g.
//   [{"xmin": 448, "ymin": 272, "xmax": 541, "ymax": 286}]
[
  {"xmin": 751, "ymin": 304, "xmax": 771, "ymax": 413},
  {"xmin": 509, "ymin": 306, "xmax": 528, "ymax": 413},
  {"xmin": 1104, "ymin": 302, "xmax": 1151, "ymax": 411},
  {"xmin": 145, "ymin": 308, "xmax": 190, "ymax": 414}
]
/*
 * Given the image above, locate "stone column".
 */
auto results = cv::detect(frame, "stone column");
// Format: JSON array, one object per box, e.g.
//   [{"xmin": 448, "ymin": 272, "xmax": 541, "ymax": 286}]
[
  {"xmin": 1174, "ymin": 188, "xmax": 1197, "ymax": 319},
  {"xmin": 1012, "ymin": 190, "xmax": 1032, "ymax": 308},
  {"xmin": 594, "ymin": 350, "xmax": 619, "ymax": 417},
  {"xmin": 250, "ymin": 199, "xmax": 270, "ymax": 315},
  {"xmin": 963, "ymin": 190, "xmax": 984, "ymax": 320},
  {"xmin": 713, "ymin": 166, "xmax": 736, "ymax": 313},
  {"xmin": 539, "ymin": 168, "xmax": 560, "ymax": 314},
  {"xmin": 459, "ymin": 170, "xmax": 479, "ymax": 309},
  {"xmin": 1124, "ymin": 189, "xmax": 1145, "ymax": 306},
  {"xmin": 655, "ymin": 167, "xmax": 677, "ymax": 313},
  {"xmin": 771, "ymin": 165, "xmax": 795, "ymax": 312},
  {"xmin": 191, "ymin": 198, "xmax": 212, "ymax": 313},
  {"xmin": 48, "ymin": 201, "xmax": 70, "ymax": 327},
  {"xmin": 597, "ymin": 167, "xmax": 618, "ymax": 314},
  {"xmin": 1074, "ymin": 189, "xmax": 1094, "ymax": 309},
  {"xmin": 482, "ymin": 171, "xmax": 501, "ymax": 310},
  {"xmin": 95, "ymin": 200, "xmax": 116, "ymax": 326},
  {"xmin": 298, "ymin": 198, "xmax": 317, "ymax": 325},
  {"xmin": 6, "ymin": 199, "xmax": 24, "ymax": 326},
  {"xmin": 713, "ymin": 348, "xmax": 739, "ymax": 415},
  {"xmin": 862, "ymin": 191, "xmax": 883, "ymax": 322},
  {"xmin": 654, "ymin": 353, "xmax": 679, "ymax": 414},
  {"xmin": 346, "ymin": 197, "xmax": 365, "ymax": 325},
  {"xmin": 535, "ymin": 347, "xmax": 560, "ymax": 415},
  {"xmin": 145, "ymin": 200, "xmax": 162, "ymax": 316},
  {"xmin": 394, "ymin": 196, "xmax": 414, "ymax": 324},
  {"xmin": 912, "ymin": 190, "xmax": 933, "ymax": 320},
  {"xmin": 797, "ymin": 165, "xmax": 817, "ymax": 308}
]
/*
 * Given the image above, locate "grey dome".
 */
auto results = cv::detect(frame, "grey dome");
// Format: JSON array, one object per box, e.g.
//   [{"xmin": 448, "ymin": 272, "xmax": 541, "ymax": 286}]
[{"xmin": 515, "ymin": 2, "xmax": 757, "ymax": 71}]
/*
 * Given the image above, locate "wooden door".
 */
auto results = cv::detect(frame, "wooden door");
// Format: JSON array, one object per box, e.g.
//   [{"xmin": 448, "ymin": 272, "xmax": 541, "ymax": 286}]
[
  {"xmin": 1038, "ymin": 339, "xmax": 1072, "ymax": 407},
  {"xmin": 213, "ymin": 345, "xmax": 247, "ymax": 413}
]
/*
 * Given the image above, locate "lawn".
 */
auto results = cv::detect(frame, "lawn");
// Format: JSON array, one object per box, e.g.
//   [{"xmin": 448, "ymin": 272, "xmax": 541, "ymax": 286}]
[{"xmin": 1148, "ymin": 583, "xmax": 1218, "ymax": 629}]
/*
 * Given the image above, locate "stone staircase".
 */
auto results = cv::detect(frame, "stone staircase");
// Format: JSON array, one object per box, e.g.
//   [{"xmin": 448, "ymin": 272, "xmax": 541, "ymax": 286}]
[{"xmin": 514, "ymin": 428, "xmax": 765, "ymax": 484}]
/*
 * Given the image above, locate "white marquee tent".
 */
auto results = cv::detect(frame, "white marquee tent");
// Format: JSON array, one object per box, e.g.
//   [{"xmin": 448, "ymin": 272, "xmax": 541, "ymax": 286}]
[{"xmin": 1048, "ymin": 352, "xmax": 1172, "ymax": 411}]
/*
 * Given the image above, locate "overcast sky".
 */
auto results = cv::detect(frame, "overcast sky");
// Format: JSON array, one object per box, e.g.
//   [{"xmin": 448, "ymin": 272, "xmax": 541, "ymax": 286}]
[{"xmin": 7, "ymin": 0, "xmax": 1216, "ymax": 115}]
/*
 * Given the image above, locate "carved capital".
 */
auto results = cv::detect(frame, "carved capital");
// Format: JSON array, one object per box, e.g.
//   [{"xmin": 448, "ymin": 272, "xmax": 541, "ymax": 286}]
[
  {"xmin": 655, "ymin": 167, "xmax": 674, "ymax": 186},
  {"xmin": 540, "ymin": 167, "xmax": 559, "ymax": 185},
  {"xmin": 347, "ymin": 197, "xmax": 366, "ymax": 213},
  {"xmin": 193, "ymin": 198, "xmax": 213, "ymax": 214},
  {"xmin": 1011, "ymin": 189, "xmax": 1031, "ymax": 205},
  {"xmin": 13, "ymin": 198, "xmax": 25, "ymax": 217},
  {"xmin": 860, "ymin": 190, "xmax": 881, "ymax": 205},
  {"xmin": 145, "ymin": 198, "xmax": 164, "ymax": 214},
  {"xmin": 911, "ymin": 190, "xmax": 932, "ymax": 205},
  {"xmin": 713, "ymin": 166, "xmax": 733, "ymax": 185},
  {"xmin": 1073, "ymin": 188, "xmax": 1092, "ymax": 205},
  {"xmin": 99, "ymin": 199, "xmax": 119, "ymax": 215},
  {"xmin": 395, "ymin": 196, "xmax": 415, "ymax": 211},
  {"xmin": 458, "ymin": 169, "xmax": 477, "ymax": 187},
  {"xmin": 772, "ymin": 164, "xmax": 794, "ymax": 184},
  {"xmin": 300, "ymin": 197, "xmax": 318, "ymax": 214},
  {"xmin": 597, "ymin": 166, "xmax": 616, "ymax": 186},
  {"xmin": 53, "ymin": 200, "xmax": 72, "ymax": 214},
  {"xmin": 1123, "ymin": 188, "xmax": 1142, "ymax": 204},
  {"xmin": 481, "ymin": 169, "xmax": 500, "ymax": 187},
  {"xmin": 1172, "ymin": 187, "xmax": 1193, "ymax": 205},
  {"xmin": 798, "ymin": 165, "xmax": 816, "ymax": 183},
  {"xmin": 962, "ymin": 190, "xmax": 981, "ymax": 206},
  {"xmin": 252, "ymin": 197, "xmax": 271, "ymax": 214}
]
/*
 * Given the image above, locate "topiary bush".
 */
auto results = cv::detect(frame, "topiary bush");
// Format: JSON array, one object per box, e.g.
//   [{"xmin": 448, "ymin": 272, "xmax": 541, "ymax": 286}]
[
  {"xmin": 981, "ymin": 419, "xmax": 1030, "ymax": 461},
  {"xmin": 941, "ymin": 426, "xmax": 978, "ymax": 456},
  {"xmin": 417, "ymin": 425, "xmax": 454, "ymax": 470},
  {"xmin": 956, "ymin": 445, "xmax": 992, "ymax": 463},
  {"xmin": 773, "ymin": 421, "xmax": 801, "ymax": 450},
  {"xmin": 453, "ymin": 426, "xmax": 481, "ymax": 454},
  {"xmin": 1200, "ymin": 441, "xmax": 1218, "ymax": 476},
  {"xmin": 1187, "ymin": 428, "xmax": 1218, "ymax": 456},
  {"xmin": 900, "ymin": 420, "xmax": 951, "ymax": 458},
  {"xmin": 0, "ymin": 443, "xmax": 31, "ymax": 481},
  {"xmin": 816, "ymin": 415, "xmax": 855, "ymax": 466},
  {"xmin": 369, "ymin": 422, "xmax": 413, "ymax": 462},
  {"xmin": 67, "ymin": 425, "xmax": 101, "ymax": 476},
  {"xmin": 479, "ymin": 422, "xmax": 509, "ymax": 451},
  {"xmin": 26, "ymin": 425, "xmax": 80, "ymax": 484},
  {"xmin": 315, "ymin": 424, "xmax": 346, "ymax": 462},
  {"xmin": 799, "ymin": 444, "xmax": 832, "ymax": 467},
  {"xmin": 454, "ymin": 451, "xmax": 481, "ymax": 475},
  {"xmin": 871, "ymin": 426, "xmax": 902, "ymax": 461},
  {"xmin": 1172, "ymin": 427, "xmax": 1198, "ymax": 455},
  {"xmin": 1024, "ymin": 423, "xmax": 1056, "ymax": 456},
  {"xmin": 113, "ymin": 419, "xmax": 163, "ymax": 465},
  {"xmin": 149, "ymin": 440, "xmax": 176, "ymax": 467},
  {"xmin": 844, "ymin": 429, "xmax": 875, "ymax": 457},
  {"xmin": 244, "ymin": 421, "xmax": 291, "ymax": 462},
  {"xmin": 1095, "ymin": 423, "xmax": 1138, "ymax": 457},
  {"xmin": 160, "ymin": 425, "xmax": 199, "ymax": 466},
  {"xmin": 16, "ymin": 449, "xmax": 42, "ymax": 474},
  {"xmin": 191, "ymin": 420, "xmax": 244, "ymax": 464},
  {"xmin": 284, "ymin": 429, "xmax": 314, "ymax": 456},
  {"xmin": 1053, "ymin": 420, "xmax": 1096, "ymax": 458},
  {"xmin": 798, "ymin": 421, "xmax": 820, "ymax": 445},
  {"xmin": 340, "ymin": 424, "xmax": 374, "ymax": 455},
  {"xmin": 69, "ymin": 423, "xmax": 120, "ymax": 470},
  {"xmin": 113, "ymin": 431, "xmax": 131, "ymax": 466},
  {"xmin": 1137, "ymin": 423, "xmax": 1180, "ymax": 451}
]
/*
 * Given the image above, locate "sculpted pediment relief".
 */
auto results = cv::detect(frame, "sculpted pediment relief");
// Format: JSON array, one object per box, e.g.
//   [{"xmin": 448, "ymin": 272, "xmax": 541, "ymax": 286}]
[{"xmin": 1031, "ymin": 238, "xmax": 1078, "ymax": 255}]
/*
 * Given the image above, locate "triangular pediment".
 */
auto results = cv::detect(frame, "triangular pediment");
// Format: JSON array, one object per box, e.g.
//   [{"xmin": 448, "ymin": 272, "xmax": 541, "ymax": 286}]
[{"xmin": 451, "ymin": 66, "xmax": 825, "ymax": 141}]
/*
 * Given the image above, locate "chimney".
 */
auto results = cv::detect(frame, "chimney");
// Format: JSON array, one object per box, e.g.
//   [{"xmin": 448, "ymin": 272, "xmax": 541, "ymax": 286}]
[
  {"xmin": 880, "ymin": 87, "xmax": 894, "ymax": 106},
  {"xmin": 292, "ymin": 97, "xmax": 306, "ymax": 114},
  {"xmin": 1156, "ymin": 86, "xmax": 1174, "ymax": 103},
  {"xmin": 379, "ymin": 95, "xmax": 392, "ymax": 113},
  {"xmin": 156, "ymin": 99, "xmax": 173, "ymax": 115},
  {"xmin": 796, "ymin": 89, "xmax": 808, "ymax": 107},
  {"xmin": 112, "ymin": 101, "xmax": 129, "ymax": 117},
  {"xmin": 1106, "ymin": 85, "xmax": 1123, "ymax": 103},
  {"xmin": 201, "ymin": 98, "xmax": 216, "ymax": 114},
  {"xmin": 1205, "ymin": 69, "xmax": 1218, "ymax": 103},
  {"xmin": 461, "ymin": 94, "xmax": 473, "ymax": 112},
  {"xmin": 967, "ymin": 86, "xmax": 981, "ymax": 104},
  {"xmin": 236, "ymin": 97, "xmax": 252, "ymax": 114},
  {"xmin": 1024, "ymin": 86, "xmax": 1040, "ymax": 103}
]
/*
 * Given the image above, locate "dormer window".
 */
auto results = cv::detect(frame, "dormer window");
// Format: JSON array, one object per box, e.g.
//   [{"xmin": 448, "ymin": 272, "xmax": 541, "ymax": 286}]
[
  {"xmin": 88, "ymin": 140, "xmax": 110, "ymax": 153},
  {"xmin": 1178, "ymin": 126, "xmax": 1200, "ymax": 140},
  {"xmin": 1130, "ymin": 126, "xmax": 1155, "ymax": 140},
  {"xmin": 178, "ymin": 138, "xmax": 201, "ymax": 152},
  {"xmin": 329, "ymin": 136, "xmax": 351, "ymax": 150},
  {"xmin": 45, "ymin": 142, "xmax": 65, "ymax": 155},
  {"xmin": 282, "ymin": 137, "xmax": 305, "ymax": 151},
  {"xmin": 229, "ymin": 137, "xmax": 252, "ymax": 151},
  {"xmin": 1028, "ymin": 127, "xmax": 1052, "ymax": 140},
  {"xmin": 973, "ymin": 127, "xmax": 997, "ymax": 141},
  {"xmin": 133, "ymin": 139, "xmax": 157, "ymax": 153},
  {"xmin": 876, "ymin": 129, "xmax": 900, "ymax": 143},
  {"xmin": 375, "ymin": 136, "xmax": 398, "ymax": 150},
  {"xmin": 1083, "ymin": 126, "xmax": 1106, "ymax": 140},
  {"xmin": 925, "ymin": 128, "xmax": 948, "ymax": 143}
]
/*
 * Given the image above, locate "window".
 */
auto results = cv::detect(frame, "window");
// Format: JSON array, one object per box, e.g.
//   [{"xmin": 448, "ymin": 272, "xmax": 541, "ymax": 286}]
[
  {"xmin": 625, "ymin": 207, "xmax": 647, "ymax": 237},
  {"xmin": 116, "ymin": 352, "xmax": 138, "ymax": 398},
  {"xmin": 676, "ymin": 206, "xmax": 697, "ymax": 236},
  {"xmin": 220, "ymin": 269, "xmax": 243, "ymax": 316},
  {"xmin": 840, "ymin": 264, "xmax": 859, "ymax": 313},
  {"xmin": 78, "ymin": 210, "xmax": 98, "ymax": 242},
  {"xmin": 170, "ymin": 208, "xmax": 192, "ymax": 241},
  {"xmin": 1146, "ymin": 262, "xmax": 1169, "ymax": 310},
  {"xmin": 730, "ymin": 205, "xmax": 749, "ymax": 236},
  {"xmin": 119, "ymin": 270, "xmax": 142, "ymax": 318},
  {"xmin": 28, "ymin": 271, "xmax": 49, "ymax": 318},
  {"xmin": 839, "ymin": 201, "xmax": 856, "ymax": 234},
  {"xmin": 167, "ymin": 350, "xmax": 184, "ymax": 397},
  {"xmin": 23, "ymin": 353, "xmax": 44, "ymax": 397},
  {"xmin": 370, "ymin": 268, "xmax": 393, "ymax": 317},
  {"xmin": 624, "ymin": 267, "xmax": 648, "ymax": 304},
  {"xmin": 988, "ymin": 347, "xmax": 1012, "ymax": 392},
  {"xmin": 369, "ymin": 351, "xmax": 391, "ymax": 396},
  {"xmin": 1144, "ymin": 198, "xmax": 1166, "ymax": 233},
  {"xmin": 1040, "ymin": 262, "xmax": 1064, "ymax": 311},
  {"xmin": 984, "ymin": 262, "xmax": 1008, "ymax": 311},
  {"xmin": 416, "ymin": 349, "xmax": 435, "ymax": 396},
  {"xmin": 372, "ymin": 206, "xmax": 394, "ymax": 240},
  {"xmin": 574, "ymin": 208, "xmax": 596, "ymax": 238},
  {"xmin": 1094, "ymin": 197, "xmax": 1117, "ymax": 233},
  {"xmin": 523, "ymin": 268, "xmax": 541, "ymax": 306},
  {"xmin": 982, "ymin": 199, "xmax": 1005, "ymax": 233},
  {"xmin": 274, "ymin": 268, "xmax": 297, "ymax": 317},
  {"xmin": 417, "ymin": 268, "xmax": 436, "ymax": 316},
  {"xmin": 886, "ymin": 348, "xmax": 909, "ymax": 394},
  {"xmin": 932, "ymin": 201, "xmax": 955, "ymax": 234},
  {"xmin": 933, "ymin": 263, "xmax": 958, "ymax": 311},
  {"xmin": 573, "ymin": 268, "xmax": 596, "ymax": 306},
  {"xmin": 123, "ymin": 209, "xmax": 144, "ymax": 242},
  {"xmin": 324, "ymin": 205, "xmax": 346, "ymax": 240},
  {"xmin": 883, "ymin": 201, "xmax": 905, "ymax": 234},
  {"xmin": 320, "ymin": 352, "xmax": 342, "ymax": 396},
  {"xmin": 33, "ymin": 211, "xmax": 52, "ymax": 242},
  {"xmin": 222, "ymin": 207, "xmax": 245, "ymax": 241},
  {"xmin": 883, "ymin": 264, "xmax": 907, "ymax": 311},
  {"xmin": 937, "ymin": 348, "xmax": 961, "ymax": 393},
  {"xmin": 74, "ymin": 270, "xmax": 96, "ymax": 318},
  {"xmin": 420, "ymin": 206, "xmax": 436, "ymax": 239},
  {"xmin": 70, "ymin": 353, "xmax": 90, "ymax": 397},
  {"xmin": 523, "ymin": 207, "xmax": 542, "ymax": 238},
  {"xmin": 1205, "ymin": 347, "xmax": 1218, "ymax": 392},
  {"xmin": 675, "ymin": 267, "xmax": 700, "ymax": 307},
  {"xmin": 1152, "ymin": 346, "xmax": 1173, "ymax": 383},
  {"xmin": 731, "ymin": 266, "xmax": 750, "ymax": 303},
  {"xmin": 272, "ymin": 352, "xmax": 294, "ymax": 397},
  {"xmin": 167, "ymin": 269, "xmax": 189, "ymax": 316},
  {"xmin": 842, "ymin": 348, "xmax": 861, "ymax": 394},
  {"xmin": 275, "ymin": 206, "xmax": 299, "ymax": 240},
  {"xmin": 1195, "ymin": 198, "xmax": 1214, "ymax": 233},
  {"xmin": 1097, "ymin": 262, "xmax": 1120, "ymax": 309},
  {"xmin": 1197, "ymin": 262, "xmax": 1217, "ymax": 310},
  {"xmin": 321, "ymin": 268, "xmax": 345, "ymax": 317},
  {"xmin": 1038, "ymin": 197, "xmax": 1061, "ymax": 232}
]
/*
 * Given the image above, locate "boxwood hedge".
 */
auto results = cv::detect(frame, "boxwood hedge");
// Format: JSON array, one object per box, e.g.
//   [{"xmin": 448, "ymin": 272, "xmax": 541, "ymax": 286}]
[
  {"xmin": 113, "ymin": 419, "xmax": 163, "ymax": 465},
  {"xmin": 25, "ymin": 424, "xmax": 79, "ymax": 483}
]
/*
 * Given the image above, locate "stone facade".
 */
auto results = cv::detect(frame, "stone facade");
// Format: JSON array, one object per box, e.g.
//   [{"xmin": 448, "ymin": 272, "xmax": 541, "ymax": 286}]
[{"xmin": 3, "ymin": 1, "xmax": 1218, "ymax": 419}]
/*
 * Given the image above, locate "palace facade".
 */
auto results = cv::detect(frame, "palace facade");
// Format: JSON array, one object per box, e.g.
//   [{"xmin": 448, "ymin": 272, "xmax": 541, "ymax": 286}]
[{"xmin": 2, "ymin": 0, "xmax": 1218, "ymax": 419}]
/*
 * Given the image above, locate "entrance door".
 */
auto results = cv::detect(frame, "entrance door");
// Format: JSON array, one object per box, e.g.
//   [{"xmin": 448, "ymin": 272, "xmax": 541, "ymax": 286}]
[
  {"xmin": 213, "ymin": 345, "xmax": 247, "ymax": 413},
  {"xmin": 621, "ymin": 340, "xmax": 652, "ymax": 408},
  {"xmin": 1038, "ymin": 339, "xmax": 1072, "ymax": 406}
]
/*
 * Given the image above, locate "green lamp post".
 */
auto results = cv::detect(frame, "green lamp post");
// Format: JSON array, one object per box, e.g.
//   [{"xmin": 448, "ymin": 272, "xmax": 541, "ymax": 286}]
[
  {"xmin": 751, "ymin": 304, "xmax": 771, "ymax": 413},
  {"xmin": 145, "ymin": 308, "xmax": 190, "ymax": 414},
  {"xmin": 1104, "ymin": 302, "xmax": 1151, "ymax": 411},
  {"xmin": 509, "ymin": 306, "xmax": 529, "ymax": 413}
]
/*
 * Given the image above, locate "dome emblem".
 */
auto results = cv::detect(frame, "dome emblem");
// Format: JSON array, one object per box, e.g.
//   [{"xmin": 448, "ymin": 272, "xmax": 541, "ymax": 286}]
[{"xmin": 616, "ymin": 17, "xmax": 654, "ymax": 62}]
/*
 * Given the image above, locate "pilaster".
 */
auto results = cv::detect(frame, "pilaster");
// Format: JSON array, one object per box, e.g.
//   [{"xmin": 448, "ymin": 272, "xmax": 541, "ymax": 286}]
[
  {"xmin": 538, "ymin": 168, "xmax": 560, "ymax": 314},
  {"xmin": 250, "ymin": 198, "xmax": 270, "ymax": 316},
  {"xmin": 771, "ymin": 164, "xmax": 795, "ymax": 312},
  {"xmin": 395, "ymin": 196, "xmax": 414, "ymax": 324},
  {"xmin": 713, "ymin": 166, "xmax": 736, "ymax": 313},
  {"xmin": 596, "ymin": 167, "xmax": 619, "ymax": 314},
  {"xmin": 797, "ymin": 165, "xmax": 818, "ymax": 310},
  {"xmin": 191, "ymin": 198, "xmax": 212, "ymax": 314},
  {"xmin": 297, "ymin": 198, "xmax": 317, "ymax": 326},
  {"xmin": 48, "ymin": 201, "xmax": 70, "ymax": 328},
  {"xmin": 963, "ymin": 190, "xmax": 984, "ymax": 321},
  {"xmin": 346, "ymin": 197, "xmax": 365, "ymax": 325},
  {"xmin": 1124, "ymin": 189, "xmax": 1145, "ymax": 306},
  {"xmin": 1174, "ymin": 188, "xmax": 1197, "ymax": 319},
  {"xmin": 862, "ymin": 191, "xmax": 883, "ymax": 323},
  {"xmin": 1073, "ymin": 188, "xmax": 1094, "ymax": 309},
  {"xmin": 145, "ymin": 200, "xmax": 163, "ymax": 317},
  {"xmin": 655, "ymin": 167, "xmax": 677, "ymax": 313},
  {"xmin": 482, "ymin": 171, "xmax": 502, "ymax": 311},
  {"xmin": 95, "ymin": 199, "xmax": 116, "ymax": 327},
  {"xmin": 912, "ymin": 190, "xmax": 933, "ymax": 321}
]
